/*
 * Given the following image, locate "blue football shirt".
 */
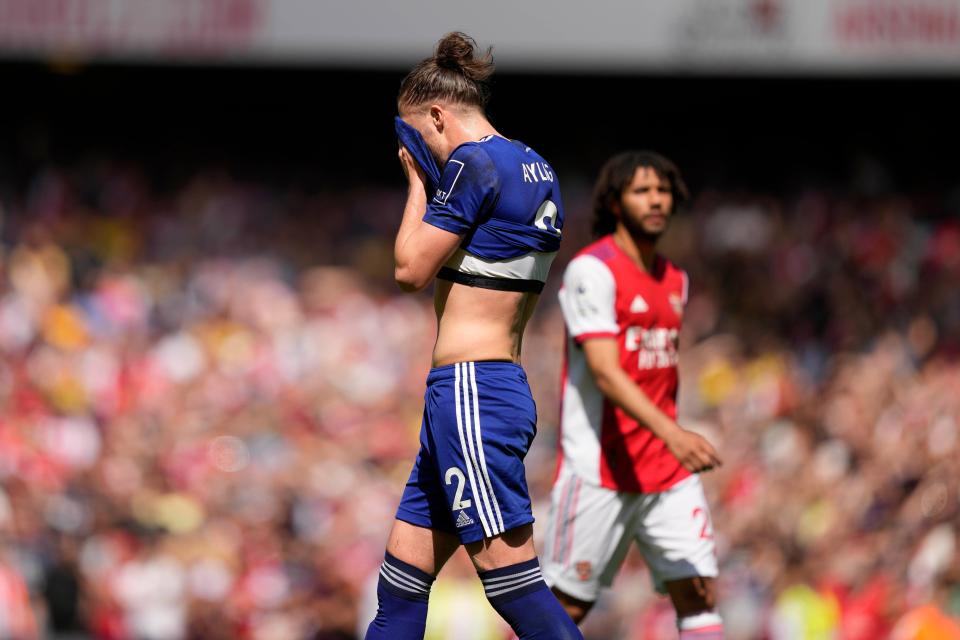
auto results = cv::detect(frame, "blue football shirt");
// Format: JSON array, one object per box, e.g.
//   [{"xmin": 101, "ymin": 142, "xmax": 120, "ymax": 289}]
[{"xmin": 424, "ymin": 136, "xmax": 563, "ymax": 258}]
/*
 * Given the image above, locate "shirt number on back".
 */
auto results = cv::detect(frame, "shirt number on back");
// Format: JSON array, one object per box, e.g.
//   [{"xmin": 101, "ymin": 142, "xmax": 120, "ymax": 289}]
[{"xmin": 534, "ymin": 200, "xmax": 562, "ymax": 237}]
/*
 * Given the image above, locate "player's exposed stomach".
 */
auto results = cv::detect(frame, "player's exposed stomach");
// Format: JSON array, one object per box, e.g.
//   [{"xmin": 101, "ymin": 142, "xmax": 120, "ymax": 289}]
[{"xmin": 432, "ymin": 279, "xmax": 539, "ymax": 367}]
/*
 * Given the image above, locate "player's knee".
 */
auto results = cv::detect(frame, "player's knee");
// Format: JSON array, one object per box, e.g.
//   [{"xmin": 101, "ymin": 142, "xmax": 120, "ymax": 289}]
[
  {"xmin": 466, "ymin": 524, "xmax": 534, "ymax": 572},
  {"xmin": 551, "ymin": 587, "xmax": 593, "ymax": 624},
  {"xmin": 666, "ymin": 576, "xmax": 717, "ymax": 616}
]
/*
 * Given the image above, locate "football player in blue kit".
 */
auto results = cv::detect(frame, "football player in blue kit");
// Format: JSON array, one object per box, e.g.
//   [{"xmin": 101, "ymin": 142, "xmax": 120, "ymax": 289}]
[{"xmin": 364, "ymin": 32, "xmax": 583, "ymax": 640}]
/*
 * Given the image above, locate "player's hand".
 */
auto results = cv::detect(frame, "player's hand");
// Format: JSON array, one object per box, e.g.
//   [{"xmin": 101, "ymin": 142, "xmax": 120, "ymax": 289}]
[
  {"xmin": 398, "ymin": 146, "xmax": 427, "ymax": 188},
  {"xmin": 665, "ymin": 429, "xmax": 722, "ymax": 473}
]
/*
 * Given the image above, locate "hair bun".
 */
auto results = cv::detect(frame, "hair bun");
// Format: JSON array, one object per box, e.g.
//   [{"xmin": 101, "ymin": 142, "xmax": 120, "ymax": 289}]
[
  {"xmin": 434, "ymin": 32, "xmax": 494, "ymax": 82},
  {"xmin": 397, "ymin": 31, "xmax": 494, "ymax": 109},
  {"xmin": 435, "ymin": 32, "xmax": 475, "ymax": 70}
]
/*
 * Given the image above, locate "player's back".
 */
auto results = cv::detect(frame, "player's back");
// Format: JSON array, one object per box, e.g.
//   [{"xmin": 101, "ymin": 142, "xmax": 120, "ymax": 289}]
[{"xmin": 427, "ymin": 136, "xmax": 563, "ymax": 366}]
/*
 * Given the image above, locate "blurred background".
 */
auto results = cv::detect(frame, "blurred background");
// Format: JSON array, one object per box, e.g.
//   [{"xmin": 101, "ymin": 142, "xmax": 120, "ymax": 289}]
[{"xmin": 1, "ymin": 1, "xmax": 960, "ymax": 638}]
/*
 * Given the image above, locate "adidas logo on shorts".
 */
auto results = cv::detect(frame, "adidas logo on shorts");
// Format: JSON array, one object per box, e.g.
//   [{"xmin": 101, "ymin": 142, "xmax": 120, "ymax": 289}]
[{"xmin": 456, "ymin": 510, "xmax": 475, "ymax": 528}]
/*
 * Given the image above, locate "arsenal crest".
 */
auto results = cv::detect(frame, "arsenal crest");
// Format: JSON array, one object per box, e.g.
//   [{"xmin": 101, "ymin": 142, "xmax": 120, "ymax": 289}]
[
  {"xmin": 669, "ymin": 293, "xmax": 684, "ymax": 318},
  {"xmin": 576, "ymin": 561, "xmax": 593, "ymax": 581}
]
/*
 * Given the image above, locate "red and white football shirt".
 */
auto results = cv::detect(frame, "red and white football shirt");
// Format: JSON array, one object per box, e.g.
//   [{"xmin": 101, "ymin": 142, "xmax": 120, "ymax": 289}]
[{"xmin": 557, "ymin": 235, "xmax": 690, "ymax": 493}]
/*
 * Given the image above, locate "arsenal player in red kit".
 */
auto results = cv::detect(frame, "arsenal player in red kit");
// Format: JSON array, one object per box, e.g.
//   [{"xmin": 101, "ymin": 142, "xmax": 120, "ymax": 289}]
[{"xmin": 542, "ymin": 152, "xmax": 724, "ymax": 638}]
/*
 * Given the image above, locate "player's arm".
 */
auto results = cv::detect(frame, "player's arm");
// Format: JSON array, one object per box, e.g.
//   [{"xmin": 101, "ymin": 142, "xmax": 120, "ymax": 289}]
[
  {"xmin": 394, "ymin": 144, "xmax": 498, "ymax": 293},
  {"xmin": 558, "ymin": 256, "xmax": 721, "ymax": 473},
  {"xmin": 579, "ymin": 338, "xmax": 721, "ymax": 473},
  {"xmin": 394, "ymin": 147, "xmax": 462, "ymax": 292}
]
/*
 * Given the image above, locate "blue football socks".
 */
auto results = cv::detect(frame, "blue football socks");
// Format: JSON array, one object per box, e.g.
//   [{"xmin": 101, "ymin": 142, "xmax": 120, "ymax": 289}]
[
  {"xmin": 364, "ymin": 552, "xmax": 435, "ymax": 639},
  {"xmin": 479, "ymin": 558, "xmax": 584, "ymax": 640}
]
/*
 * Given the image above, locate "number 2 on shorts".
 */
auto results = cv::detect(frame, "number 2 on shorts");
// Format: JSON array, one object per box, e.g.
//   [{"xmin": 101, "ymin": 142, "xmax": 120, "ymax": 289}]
[
  {"xmin": 693, "ymin": 507, "xmax": 714, "ymax": 540},
  {"xmin": 445, "ymin": 467, "xmax": 472, "ymax": 510}
]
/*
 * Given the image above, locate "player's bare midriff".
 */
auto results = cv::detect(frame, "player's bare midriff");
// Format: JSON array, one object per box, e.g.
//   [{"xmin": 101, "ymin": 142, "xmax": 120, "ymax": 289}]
[{"xmin": 431, "ymin": 279, "xmax": 539, "ymax": 366}]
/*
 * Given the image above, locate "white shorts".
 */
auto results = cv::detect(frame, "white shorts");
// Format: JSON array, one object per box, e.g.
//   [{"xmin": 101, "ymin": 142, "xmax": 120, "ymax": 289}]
[{"xmin": 541, "ymin": 466, "xmax": 718, "ymax": 602}]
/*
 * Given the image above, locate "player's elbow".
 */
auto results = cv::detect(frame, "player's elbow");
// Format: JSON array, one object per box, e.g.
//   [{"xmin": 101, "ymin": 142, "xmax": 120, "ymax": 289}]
[{"xmin": 394, "ymin": 265, "xmax": 430, "ymax": 292}]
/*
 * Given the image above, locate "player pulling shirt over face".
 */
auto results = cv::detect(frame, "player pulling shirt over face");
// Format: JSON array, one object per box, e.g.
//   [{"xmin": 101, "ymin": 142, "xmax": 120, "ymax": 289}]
[
  {"xmin": 366, "ymin": 31, "xmax": 582, "ymax": 640},
  {"xmin": 396, "ymin": 116, "xmax": 563, "ymax": 292},
  {"xmin": 397, "ymin": 130, "xmax": 564, "ymax": 543}
]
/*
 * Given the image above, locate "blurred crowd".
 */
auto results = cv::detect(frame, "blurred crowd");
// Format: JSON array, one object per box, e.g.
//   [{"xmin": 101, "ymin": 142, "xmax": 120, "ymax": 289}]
[{"xmin": 0, "ymin": 160, "xmax": 958, "ymax": 639}]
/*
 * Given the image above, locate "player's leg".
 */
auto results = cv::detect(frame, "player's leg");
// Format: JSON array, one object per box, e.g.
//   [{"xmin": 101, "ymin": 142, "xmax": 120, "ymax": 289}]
[
  {"xmin": 365, "ymin": 519, "xmax": 460, "ymax": 639},
  {"xmin": 550, "ymin": 589, "xmax": 594, "ymax": 625},
  {"xmin": 465, "ymin": 524, "xmax": 583, "ymax": 640},
  {"xmin": 453, "ymin": 361, "xmax": 583, "ymax": 639},
  {"xmin": 366, "ymin": 381, "xmax": 461, "ymax": 640},
  {"xmin": 541, "ymin": 464, "xmax": 637, "ymax": 624},
  {"xmin": 634, "ymin": 475, "xmax": 723, "ymax": 639},
  {"xmin": 386, "ymin": 519, "xmax": 461, "ymax": 575},
  {"xmin": 665, "ymin": 576, "xmax": 721, "ymax": 638}
]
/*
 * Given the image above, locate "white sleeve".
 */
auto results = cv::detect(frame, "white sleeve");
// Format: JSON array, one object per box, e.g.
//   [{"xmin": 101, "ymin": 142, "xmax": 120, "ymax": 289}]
[{"xmin": 557, "ymin": 255, "xmax": 618, "ymax": 342}]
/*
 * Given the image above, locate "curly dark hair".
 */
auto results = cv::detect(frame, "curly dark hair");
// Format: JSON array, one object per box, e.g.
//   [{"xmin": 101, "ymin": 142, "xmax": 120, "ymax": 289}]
[{"xmin": 592, "ymin": 151, "xmax": 689, "ymax": 237}]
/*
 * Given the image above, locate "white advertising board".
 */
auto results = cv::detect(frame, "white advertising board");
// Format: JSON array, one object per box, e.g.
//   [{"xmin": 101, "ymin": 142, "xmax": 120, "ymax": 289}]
[{"xmin": 0, "ymin": 0, "xmax": 959, "ymax": 72}]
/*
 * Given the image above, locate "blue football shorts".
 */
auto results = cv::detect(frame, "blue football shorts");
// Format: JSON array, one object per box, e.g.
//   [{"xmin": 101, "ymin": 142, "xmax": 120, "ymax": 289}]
[{"xmin": 396, "ymin": 361, "xmax": 538, "ymax": 544}]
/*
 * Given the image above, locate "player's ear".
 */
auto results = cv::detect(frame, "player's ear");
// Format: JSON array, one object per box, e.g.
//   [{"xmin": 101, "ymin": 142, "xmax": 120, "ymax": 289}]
[{"xmin": 429, "ymin": 104, "xmax": 444, "ymax": 132}]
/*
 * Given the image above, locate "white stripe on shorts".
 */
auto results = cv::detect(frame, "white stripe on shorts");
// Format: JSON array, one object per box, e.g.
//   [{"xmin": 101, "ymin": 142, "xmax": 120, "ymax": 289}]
[
  {"xmin": 469, "ymin": 362, "xmax": 506, "ymax": 534},
  {"xmin": 563, "ymin": 478, "xmax": 583, "ymax": 567},
  {"xmin": 552, "ymin": 474, "xmax": 572, "ymax": 563},
  {"xmin": 460, "ymin": 362, "xmax": 498, "ymax": 537},
  {"xmin": 555, "ymin": 475, "xmax": 578, "ymax": 564},
  {"xmin": 455, "ymin": 363, "xmax": 492, "ymax": 538}
]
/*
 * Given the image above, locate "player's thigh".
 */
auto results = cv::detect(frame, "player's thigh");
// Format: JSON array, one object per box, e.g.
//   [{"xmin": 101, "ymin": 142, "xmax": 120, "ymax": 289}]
[
  {"xmin": 393, "ymin": 396, "xmax": 464, "ymax": 571},
  {"xmin": 541, "ymin": 466, "xmax": 636, "ymax": 604},
  {"xmin": 396, "ymin": 363, "xmax": 514, "ymax": 553},
  {"xmin": 386, "ymin": 519, "xmax": 461, "ymax": 576},
  {"xmin": 434, "ymin": 362, "xmax": 540, "ymax": 545},
  {"xmin": 634, "ymin": 475, "xmax": 719, "ymax": 597}
]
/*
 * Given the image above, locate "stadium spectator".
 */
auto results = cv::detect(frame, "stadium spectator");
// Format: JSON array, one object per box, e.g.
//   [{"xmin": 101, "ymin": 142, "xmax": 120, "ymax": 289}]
[{"xmin": 0, "ymin": 159, "xmax": 958, "ymax": 638}]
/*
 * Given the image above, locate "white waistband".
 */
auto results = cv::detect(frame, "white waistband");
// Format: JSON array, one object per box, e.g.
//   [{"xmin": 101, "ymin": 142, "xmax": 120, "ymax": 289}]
[{"xmin": 444, "ymin": 248, "xmax": 556, "ymax": 283}]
